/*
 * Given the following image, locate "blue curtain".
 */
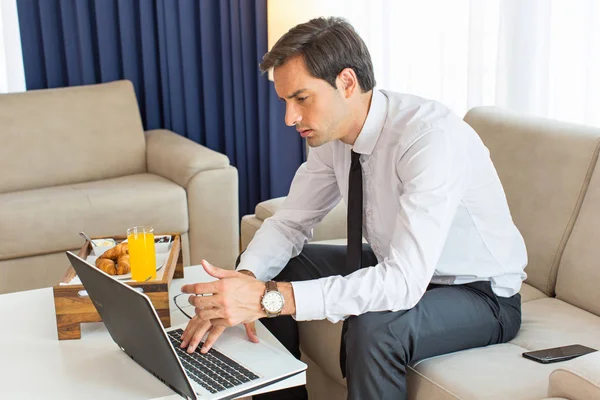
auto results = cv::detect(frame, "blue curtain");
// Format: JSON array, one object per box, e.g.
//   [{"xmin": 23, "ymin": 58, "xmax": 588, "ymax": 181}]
[{"xmin": 16, "ymin": 0, "xmax": 304, "ymax": 217}]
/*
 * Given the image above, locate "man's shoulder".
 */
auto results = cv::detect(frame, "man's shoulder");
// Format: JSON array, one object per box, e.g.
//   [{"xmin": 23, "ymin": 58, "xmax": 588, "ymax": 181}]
[
  {"xmin": 381, "ymin": 90, "xmax": 454, "ymax": 129},
  {"xmin": 379, "ymin": 89, "xmax": 469, "ymax": 147}
]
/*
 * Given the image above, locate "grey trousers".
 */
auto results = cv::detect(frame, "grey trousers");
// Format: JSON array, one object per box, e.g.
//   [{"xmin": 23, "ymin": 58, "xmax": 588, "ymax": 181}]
[{"xmin": 246, "ymin": 244, "xmax": 522, "ymax": 400}]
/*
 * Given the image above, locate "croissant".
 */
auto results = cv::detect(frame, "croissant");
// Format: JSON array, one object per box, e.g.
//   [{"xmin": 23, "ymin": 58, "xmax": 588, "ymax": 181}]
[
  {"xmin": 118, "ymin": 242, "xmax": 129, "ymax": 257},
  {"xmin": 95, "ymin": 242, "xmax": 131, "ymax": 275},
  {"xmin": 96, "ymin": 258, "xmax": 117, "ymax": 275},
  {"xmin": 116, "ymin": 254, "xmax": 131, "ymax": 275},
  {"xmin": 100, "ymin": 242, "xmax": 129, "ymax": 260},
  {"xmin": 99, "ymin": 244, "xmax": 119, "ymax": 260}
]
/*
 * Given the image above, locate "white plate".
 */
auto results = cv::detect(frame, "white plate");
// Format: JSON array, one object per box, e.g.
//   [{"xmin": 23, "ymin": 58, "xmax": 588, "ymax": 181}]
[{"xmin": 85, "ymin": 252, "xmax": 168, "ymax": 281}]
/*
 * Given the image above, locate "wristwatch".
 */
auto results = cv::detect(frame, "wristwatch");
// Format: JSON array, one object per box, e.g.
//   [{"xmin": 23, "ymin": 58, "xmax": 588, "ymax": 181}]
[{"xmin": 261, "ymin": 281, "xmax": 285, "ymax": 318}]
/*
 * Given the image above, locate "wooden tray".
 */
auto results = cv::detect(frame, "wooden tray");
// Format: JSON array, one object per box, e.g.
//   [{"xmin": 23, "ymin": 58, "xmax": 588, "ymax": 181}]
[{"xmin": 52, "ymin": 232, "xmax": 184, "ymax": 340}]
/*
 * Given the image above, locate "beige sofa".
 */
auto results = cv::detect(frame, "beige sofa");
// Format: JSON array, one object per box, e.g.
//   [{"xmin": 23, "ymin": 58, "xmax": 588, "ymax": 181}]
[
  {"xmin": 0, "ymin": 80, "xmax": 239, "ymax": 294},
  {"xmin": 241, "ymin": 107, "xmax": 600, "ymax": 400}
]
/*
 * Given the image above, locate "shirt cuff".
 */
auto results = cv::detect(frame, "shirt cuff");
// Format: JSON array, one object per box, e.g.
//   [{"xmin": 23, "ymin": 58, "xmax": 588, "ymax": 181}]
[
  {"xmin": 236, "ymin": 253, "xmax": 270, "ymax": 282},
  {"xmin": 291, "ymin": 280, "xmax": 326, "ymax": 321}
]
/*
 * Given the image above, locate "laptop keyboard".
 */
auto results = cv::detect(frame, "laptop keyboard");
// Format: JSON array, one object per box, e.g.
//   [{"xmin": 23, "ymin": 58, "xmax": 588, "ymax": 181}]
[{"xmin": 167, "ymin": 328, "xmax": 260, "ymax": 394}]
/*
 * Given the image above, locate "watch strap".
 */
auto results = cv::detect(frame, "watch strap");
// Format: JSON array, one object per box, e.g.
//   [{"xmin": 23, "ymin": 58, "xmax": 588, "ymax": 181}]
[
  {"xmin": 266, "ymin": 280, "xmax": 278, "ymax": 293},
  {"xmin": 263, "ymin": 281, "xmax": 283, "ymax": 317}
]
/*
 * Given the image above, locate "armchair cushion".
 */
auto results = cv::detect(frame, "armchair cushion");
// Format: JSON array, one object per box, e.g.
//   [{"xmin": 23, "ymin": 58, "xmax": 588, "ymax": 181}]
[{"xmin": 146, "ymin": 129, "xmax": 230, "ymax": 188}]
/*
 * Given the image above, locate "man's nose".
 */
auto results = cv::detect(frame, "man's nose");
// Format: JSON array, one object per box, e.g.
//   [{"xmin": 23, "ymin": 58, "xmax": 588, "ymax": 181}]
[{"xmin": 285, "ymin": 104, "xmax": 302, "ymax": 127}]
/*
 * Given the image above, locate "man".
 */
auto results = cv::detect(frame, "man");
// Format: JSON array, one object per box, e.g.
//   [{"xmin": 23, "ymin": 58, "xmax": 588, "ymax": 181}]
[{"xmin": 179, "ymin": 17, "xmax": 527, "ymax": 400}]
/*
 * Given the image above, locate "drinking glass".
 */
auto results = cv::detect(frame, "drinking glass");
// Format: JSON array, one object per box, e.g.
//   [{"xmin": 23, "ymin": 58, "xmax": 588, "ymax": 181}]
[{"xmin": 127, "ymin": 226, "xmax": 157, "ymax": 281}]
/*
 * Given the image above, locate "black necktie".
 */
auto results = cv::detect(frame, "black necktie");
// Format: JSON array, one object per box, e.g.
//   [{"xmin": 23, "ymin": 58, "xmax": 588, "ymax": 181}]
[
  {"xmin": 340, "ymin": 149, "xmax": 363, "ymax": 378},
  {"xmin": 346, "ymin": 150, "xmax": 363, "ymax": 273}
]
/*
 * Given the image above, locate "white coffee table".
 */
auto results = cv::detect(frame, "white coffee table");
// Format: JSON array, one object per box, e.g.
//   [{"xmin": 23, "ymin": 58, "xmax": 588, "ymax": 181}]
[{"xmin": 0, "ymin": 265, "xmax": 305, "ymax": 399}]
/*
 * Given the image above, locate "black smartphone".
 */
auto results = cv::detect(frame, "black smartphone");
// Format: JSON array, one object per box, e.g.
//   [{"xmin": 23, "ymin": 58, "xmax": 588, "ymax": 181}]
[{"xmin": 522, "ymin": 344, "xmax": 597, "ymax": 364}]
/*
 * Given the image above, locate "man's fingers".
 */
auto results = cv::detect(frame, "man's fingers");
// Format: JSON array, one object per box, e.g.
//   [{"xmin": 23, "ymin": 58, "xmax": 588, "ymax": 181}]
[
  {"xmin": 187, "ymin": 293, "xmax": 220, "ymax": 309},
  {"xmin": 244, "ymin": 322, "xmax": 259, "ymax": 343},
  {"xmin": 180, "ymin": 316, "xmax": 202, "ymax": 348},
  {"xmin": 201, "ymin": 325, "xmax": 226, "ymax": 353},
  {"xmin": 201, "ymin": 260, "xmax": 237, "ymax": 279},
  {"xmin": 181, "ymin": 281, "xmax": 217, "ymax": 295},
  {"xmin": 186, "ymin": 320, "xmax": 212, "ymax": 353}
]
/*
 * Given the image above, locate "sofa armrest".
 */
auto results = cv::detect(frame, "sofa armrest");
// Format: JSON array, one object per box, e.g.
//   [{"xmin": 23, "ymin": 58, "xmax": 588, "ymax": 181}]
[
  {"xmin": 146, "ymin": 129, "xmax": 230, "ymax": 188},
  {"xmin": 187, "ymin": 166, "xmax": 239, "ymax": 269},
  {"xmin": 242, "ymin": 197, "xmax": 348, "ymax": 248},
  {"xmin": 547, "ymin": 352, "xmax": 600, "ymax": 400}
]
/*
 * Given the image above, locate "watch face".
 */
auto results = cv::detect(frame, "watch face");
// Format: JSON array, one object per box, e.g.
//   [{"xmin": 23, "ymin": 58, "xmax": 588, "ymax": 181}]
[{"xmin": 262, "ymin": 291, "xmax": 284, "ymax": 313}]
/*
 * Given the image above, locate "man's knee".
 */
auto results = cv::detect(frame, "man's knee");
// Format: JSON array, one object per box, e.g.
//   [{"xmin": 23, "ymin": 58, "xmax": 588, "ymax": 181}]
[{"xmin": 346, "ymin": 312, "xmax": 404, "ymax": 363}]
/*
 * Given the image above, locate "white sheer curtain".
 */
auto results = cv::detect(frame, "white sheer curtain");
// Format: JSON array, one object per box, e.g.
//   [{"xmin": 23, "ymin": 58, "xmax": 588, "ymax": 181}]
[
  {"xmin": 268, "ymin": 0, "xmax": 600, "ymax": 127},
  {"xmin": 0, "ymin": 0, "xmax": 25, "ymax": 94}
]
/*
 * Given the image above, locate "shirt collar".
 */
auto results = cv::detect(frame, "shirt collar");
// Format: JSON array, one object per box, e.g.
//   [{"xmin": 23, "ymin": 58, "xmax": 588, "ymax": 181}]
[{"xmin": 352, "ymin": 89, "xmax": 388, "ymax": 155}]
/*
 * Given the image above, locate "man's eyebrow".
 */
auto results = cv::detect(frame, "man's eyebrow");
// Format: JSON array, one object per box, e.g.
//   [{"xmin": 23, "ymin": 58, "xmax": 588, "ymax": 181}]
[{"xmin": 279, "ymin": 88, "xmax": 308, "ymax": 101}]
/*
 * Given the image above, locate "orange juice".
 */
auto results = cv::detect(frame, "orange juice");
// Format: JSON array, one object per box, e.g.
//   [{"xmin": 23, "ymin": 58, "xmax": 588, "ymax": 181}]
[{"xmin": 127, "ymin": 226, "xmax": 157, "ymax": 282}]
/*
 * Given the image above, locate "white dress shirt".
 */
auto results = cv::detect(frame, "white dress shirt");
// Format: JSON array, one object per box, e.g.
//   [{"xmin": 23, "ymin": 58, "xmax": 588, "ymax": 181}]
[{"xmin": 238, "ymin": 89, "xmax": 528, "ymax": 323}]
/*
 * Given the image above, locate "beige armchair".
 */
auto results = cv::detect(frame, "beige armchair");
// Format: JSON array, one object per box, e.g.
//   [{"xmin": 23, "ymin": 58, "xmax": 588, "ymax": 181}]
[{"xmin": 0, "ymin": 80, "xmax": 239, "ymax": 294}]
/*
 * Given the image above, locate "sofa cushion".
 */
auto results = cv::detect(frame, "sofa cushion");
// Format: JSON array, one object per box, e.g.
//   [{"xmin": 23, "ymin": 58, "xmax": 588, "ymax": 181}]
[
  {"xmin": 0, "ymin": 173, "xmax": 188, "ymax": 260},
  {"xmin": 555, "ymin": 160, "xmax": 600, "ymax": 317},
  {"xmin": 0, "ymin": 81, "xmax": 146, "ymax": 194},
  {"xmin": 409, "ymin": 344, "xmax": 559, "ymax": 400},
  {"xmin": 510, "ymin": 298, "xmax": 600, "ymax": 351},
  {"xmin": 464, "ymin": 107, "xmax": 600, "ymax": 296}
]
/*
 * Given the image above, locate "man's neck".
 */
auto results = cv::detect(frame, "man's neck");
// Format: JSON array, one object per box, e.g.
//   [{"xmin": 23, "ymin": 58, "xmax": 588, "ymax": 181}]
[{"xmin": 341, "ymin": 90, "xmax": 374, "ymax": 146}]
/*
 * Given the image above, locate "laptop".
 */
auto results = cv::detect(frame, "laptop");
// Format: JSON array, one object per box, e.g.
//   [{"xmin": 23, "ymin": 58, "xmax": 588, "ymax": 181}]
[{"xmin": 65, "ymin": 251, "xmax": 306, "ymax": 400}]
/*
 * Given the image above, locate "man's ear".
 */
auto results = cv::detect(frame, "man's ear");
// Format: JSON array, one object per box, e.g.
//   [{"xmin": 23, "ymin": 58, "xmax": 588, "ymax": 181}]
[{"xmin": 337, "ymin": 68, "xmax": 359, "ymax": 98}]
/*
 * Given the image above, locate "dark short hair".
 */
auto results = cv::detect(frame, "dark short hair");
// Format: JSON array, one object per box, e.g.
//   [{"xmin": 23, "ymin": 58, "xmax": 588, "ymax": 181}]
[{"xmin": 260, "ymin": 17, "xmax": 376, "ymax": 92}]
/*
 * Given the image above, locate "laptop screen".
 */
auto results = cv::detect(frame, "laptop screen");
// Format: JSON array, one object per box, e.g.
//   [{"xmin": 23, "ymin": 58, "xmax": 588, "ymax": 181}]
[{"xmin": 66, "ymin": 252, "xmax": 196, "ymax": 400}]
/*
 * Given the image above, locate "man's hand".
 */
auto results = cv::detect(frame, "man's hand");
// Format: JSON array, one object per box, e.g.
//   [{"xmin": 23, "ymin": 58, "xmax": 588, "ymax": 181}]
[
  {"xmin": 179, "ymin": 315, "xmax": 225, "ymax": 354},
  {"xmin": 180, "ymin": 260, "xmax": 265, "ymax": 353},
  {"xmin": 238, "ymin": 270, "xmax": 259, "ymax": 344}
]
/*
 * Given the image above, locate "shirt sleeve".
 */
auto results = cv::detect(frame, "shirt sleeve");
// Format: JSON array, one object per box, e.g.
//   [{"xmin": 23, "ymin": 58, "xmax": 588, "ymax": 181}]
[
  {"xmin": 237, "ymin": 146, "xmax": 342, "ymax": 282},
  {"xmin": 292, "ymin": 129, "xmax": 470, "ymax": 322}
]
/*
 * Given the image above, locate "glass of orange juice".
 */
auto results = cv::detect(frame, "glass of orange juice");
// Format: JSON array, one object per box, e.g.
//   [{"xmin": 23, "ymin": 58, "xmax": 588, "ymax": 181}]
[{"xmin": 127, "ymin": 226, "xmax": 157, "ymax": 282}]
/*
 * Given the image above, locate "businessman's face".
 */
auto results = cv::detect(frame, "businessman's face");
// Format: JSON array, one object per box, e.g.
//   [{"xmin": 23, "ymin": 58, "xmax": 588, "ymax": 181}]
[{"xmin": 273, "ymin": 55, "xmax": 352, "ymax": 148}]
